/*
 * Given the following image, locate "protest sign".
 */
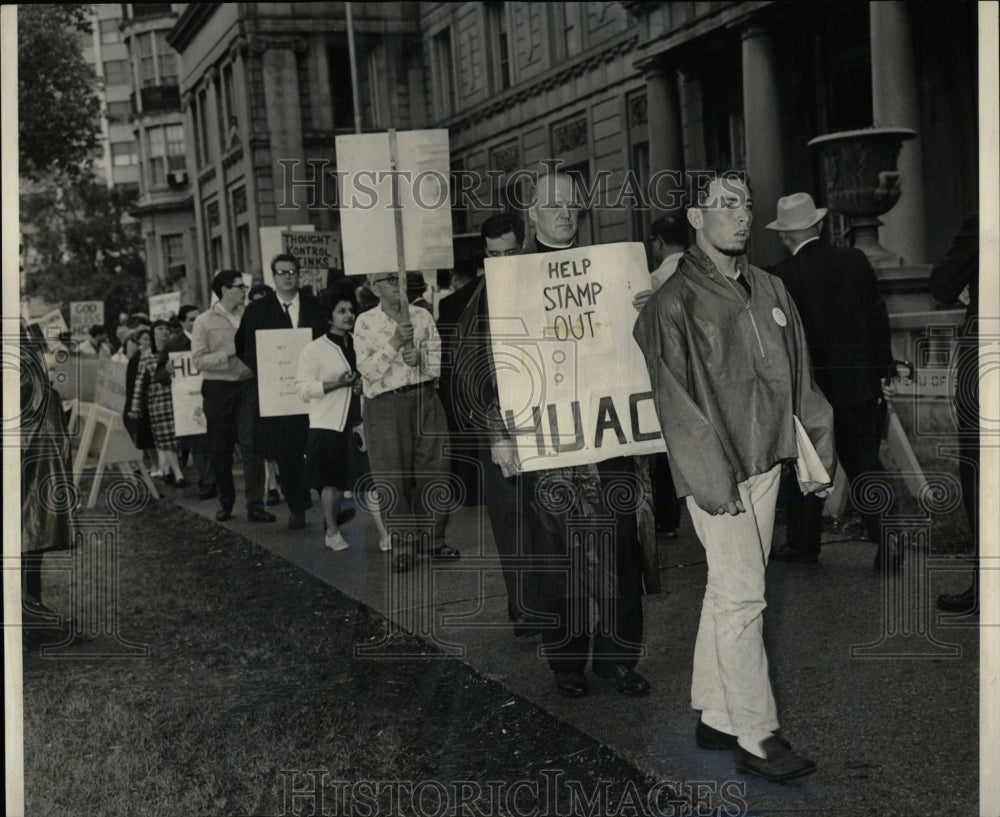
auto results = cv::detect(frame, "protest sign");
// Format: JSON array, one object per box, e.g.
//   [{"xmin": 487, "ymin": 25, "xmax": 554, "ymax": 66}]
[
  {"xmin": 94, "ymin": 358, "xmax": 129, "ymax": 414},
  {"xmin": 168, "ymin": 352, "xmax": 207, "ymax": 437},
  {"xmin": 28, "ymin": 306, "xmax": 69, "ymax": 349},
  {"xmin": 485, "ymin": 242, "xmax": 665, "ymax": 472},
  {"xmin": 255, "ymin": 328, "xmax": 313, "ymax": 417},
  {"xmin": 148, "ymin": 292, "xmax": 181, "ymax": 322},
  {"xmin": 335, "ymin": 129, "xmax": 453, "ymax": 276},
  {"xmin": 70, "ymin": 301, "xmax": 104, "ymax": 340},
  {"xmin": 281, "ymin": 231, "xmax": 342, "ymax": 293}
]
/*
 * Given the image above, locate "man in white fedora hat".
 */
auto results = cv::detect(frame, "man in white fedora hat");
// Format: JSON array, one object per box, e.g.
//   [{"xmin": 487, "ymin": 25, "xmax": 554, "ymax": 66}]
[{"xmin": 766, "ymin": 193, "xmax": 898, "ymax": 570}]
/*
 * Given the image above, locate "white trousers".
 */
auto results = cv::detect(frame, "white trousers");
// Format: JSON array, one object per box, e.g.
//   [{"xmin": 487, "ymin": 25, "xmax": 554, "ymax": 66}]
[{"xmin": 686, "ymin": 463, "xmax": 782, "ymax": 740}]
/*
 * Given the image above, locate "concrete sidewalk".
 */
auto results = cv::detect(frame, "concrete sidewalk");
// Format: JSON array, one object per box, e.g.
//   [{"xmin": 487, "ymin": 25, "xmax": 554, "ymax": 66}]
[{"xmin": 173, "ymin": 477, "xmax": 979, "ymax": 817}]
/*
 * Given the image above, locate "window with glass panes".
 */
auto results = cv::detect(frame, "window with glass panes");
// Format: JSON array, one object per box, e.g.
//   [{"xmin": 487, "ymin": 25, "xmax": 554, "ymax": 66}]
[
  {"xmin": 111, "ymin": 141, "xmax": 137, "ymax": 167},
  {"xmin": 162, "ymin": 234, "xmax": 185, "ymax": 279},
  {"xmin": 157, "ymin": 32, "xmax": 177, "ymax": 86},
  {"xmin": 100, "ymin": 18, "xmax": 121, "ymax": 45},
  {"xmin": 106, "ymin": 101, "xmax": 132, "ymax": 124},
  {"xmin": 148, "ymin": 124, "xmax": 186, "ymax": 185},
  {"xmin": 104, "ymin": 59, "xmax": 129, "ymax": 85}
]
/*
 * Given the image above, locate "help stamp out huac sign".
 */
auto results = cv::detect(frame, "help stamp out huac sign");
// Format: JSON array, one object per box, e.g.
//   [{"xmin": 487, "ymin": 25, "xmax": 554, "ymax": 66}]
[{"xmin": 486, "ymin": 242, "xmax": 666, "ymax": 471}]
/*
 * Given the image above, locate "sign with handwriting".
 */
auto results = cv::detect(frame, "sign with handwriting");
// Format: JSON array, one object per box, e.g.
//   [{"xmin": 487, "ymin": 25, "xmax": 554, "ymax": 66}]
[{"xmin": 255, "ymin": 328, "xmax": 313, "ymax": 417}]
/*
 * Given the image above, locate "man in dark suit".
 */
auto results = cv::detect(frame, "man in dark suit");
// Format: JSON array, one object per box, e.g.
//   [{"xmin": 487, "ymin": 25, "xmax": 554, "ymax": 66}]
[
  {"xmin": 156, "ymin": 304, "xmax": 216, "ymax": 499},
  {"xmin": 437, "ymin": 256, "xmax": 482, "ymax": 506},
  {"xmin": 236, "ymin": 253, "xmax": 328, "ymax": 530},
  {"xmin": 766, "ymin": 193, "xmax": 898, "ymax": 569}
]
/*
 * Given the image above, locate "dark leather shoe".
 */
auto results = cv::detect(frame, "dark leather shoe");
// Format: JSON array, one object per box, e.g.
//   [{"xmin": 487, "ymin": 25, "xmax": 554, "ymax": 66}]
[
  {"xmin": 937, "ymin": 584, "xmax": 977, "ymax": 614},
  {"xmin": 265, "ymin": 489, "xmax": 282, "ymax": 507},
  {"xmin": 696, "ymin": 719, "xmax": 737, "ymax": 750},
  {"xmin": 592, "ymin": 662, "xmax": 650, "ymax": 697},
  {"xmin": 734, "ymin": 735, "xmax": 816, "ymax": 783},
  {"xmin": 215, "ymin": 506, "xmax": 233, "ymax": 522},
  {"xmin": 554, "ymin": 671, "xmax": 589, "ymax": 698},
  {"xmin": 248, "ymin": 507, "xmax": 276, "ymax": 523},
  {"xmin": 198, "ymin": 486, "xmax": 218, "ymax": 501},
  {"xmin": 288, "ymin": 513, "xmax": 307, "ymax": 531}
]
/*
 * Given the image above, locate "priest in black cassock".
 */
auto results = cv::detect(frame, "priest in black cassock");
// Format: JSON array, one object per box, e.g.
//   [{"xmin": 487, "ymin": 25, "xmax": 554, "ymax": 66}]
[{"xmin": 236, "ymin": 253, "xmax": 328, "ymax": 529}]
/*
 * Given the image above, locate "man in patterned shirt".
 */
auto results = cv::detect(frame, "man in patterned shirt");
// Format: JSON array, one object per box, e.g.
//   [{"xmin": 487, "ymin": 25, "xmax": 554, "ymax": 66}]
[{"xmin": 354, "ymin": 271, "xmax": 460, "ymax": 573}]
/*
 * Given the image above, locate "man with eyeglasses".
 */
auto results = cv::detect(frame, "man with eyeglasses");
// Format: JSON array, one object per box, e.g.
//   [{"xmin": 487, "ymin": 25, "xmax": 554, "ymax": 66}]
[
  {"xmin": 156, "ymin": 304, "xmax": 216, "ymax": 500},
  {"xmin": 192, "ymin": 270, "xmax": 272, "ymax": 522},
  {"xmin": 236, "ymin": 253, "xmax": 328, "ymax": 531},
  {"xmin": 354, "ymin": 269, "xmax": 459, "ymax": 572}
]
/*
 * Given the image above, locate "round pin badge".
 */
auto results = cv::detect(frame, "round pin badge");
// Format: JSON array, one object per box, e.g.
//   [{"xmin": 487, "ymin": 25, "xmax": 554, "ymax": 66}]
[{"xmin": 772, "ymin": 307, "xmax": 787, "ymax": 327}]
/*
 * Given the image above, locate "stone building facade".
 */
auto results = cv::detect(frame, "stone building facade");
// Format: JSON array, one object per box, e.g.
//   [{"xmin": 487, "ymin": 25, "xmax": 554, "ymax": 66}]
[{"xmin": 166, "ymin": 2, "xmax": 427, "ymax": 305}]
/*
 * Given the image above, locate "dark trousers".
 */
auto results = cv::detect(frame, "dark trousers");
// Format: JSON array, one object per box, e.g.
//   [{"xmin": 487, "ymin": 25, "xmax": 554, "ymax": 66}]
[
  {"xmin": 180, "ymin": 434, "xmax": 215, "ymax": 492},
  {"xmin": 202, "ymin": 379, "xmax": 265, "ymax": 510},
  {"xmin": 784, "ymin": 396, "xmax": 886, "ymax": 552},
  {"xmin": 526, "ymin": 457, "xmax": 644, "ymax": 674},
  {"xmin": 651, "ymin": 452, "xmax": 682, "ymax": 533},
  {"xmin": 478, "ymin": 446, "xmax": 539, "ymax": 621},
  {"xmin": 261, "ymin": 416, "xmax": 310, "ymax": 514}
]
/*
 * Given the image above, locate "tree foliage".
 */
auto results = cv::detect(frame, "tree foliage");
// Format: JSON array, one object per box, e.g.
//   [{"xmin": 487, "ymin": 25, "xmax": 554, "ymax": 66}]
[
  {"xmin": 22, "ymin": 179, "xmax": 147, "ymax": 323},
  {"xmin": 18, "ymin": 5, "xmax": 102, "ymax": 180}
]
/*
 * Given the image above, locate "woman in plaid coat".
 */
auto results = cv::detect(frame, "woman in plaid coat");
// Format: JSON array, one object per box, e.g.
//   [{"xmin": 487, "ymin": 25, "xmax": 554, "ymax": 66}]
[{"xmin": 129, "ymin": 320, "xmax": 185, "ymax": 485}]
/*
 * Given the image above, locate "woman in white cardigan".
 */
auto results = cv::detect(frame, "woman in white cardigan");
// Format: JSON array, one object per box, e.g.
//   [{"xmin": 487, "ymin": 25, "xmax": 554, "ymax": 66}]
[{"xmin": 296, "ymin": 288, "xmax": 369, "ymax": 551}]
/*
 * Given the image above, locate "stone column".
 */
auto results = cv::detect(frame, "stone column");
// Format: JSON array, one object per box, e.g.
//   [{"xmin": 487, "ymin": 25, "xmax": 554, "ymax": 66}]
[
  {"xmin": 871, "ymin": 1, "xmax": 926, "ymax": 265},
  {"xmin": 741, "ymin": 24, "xmax": 785, "ymax": 268},
  {"xmin": 253, "ymin": 36, "xmax": 308, "ymax": 226},
  {"xmin": 644, "ymin": 63, "xmax": 684, "ymax": 217}
]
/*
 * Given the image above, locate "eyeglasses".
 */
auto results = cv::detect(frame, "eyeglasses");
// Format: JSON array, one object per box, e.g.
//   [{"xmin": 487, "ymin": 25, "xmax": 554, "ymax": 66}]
[
  {"xmin": 372, "ymin": 274, "xmax": 399, "ymax": 286},
  {"xmin": 273, "ymin": 269, "xmax": 299, "ymax": 277},
  {"xmin": 226, "ymin": 283, "xmax": 249, "ymax": 291}
]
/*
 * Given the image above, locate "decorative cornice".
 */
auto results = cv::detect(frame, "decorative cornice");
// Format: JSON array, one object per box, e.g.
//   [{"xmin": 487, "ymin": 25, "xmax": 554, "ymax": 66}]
[
  {"xmin": 228, "ymin": 34, "xmax": 249, "ymax": 60},
  {"xmin": 248, "ymin": 35, "xmax": 307, "ymax": 55},
  {"xmin": 199, "ymin": 166, "xmax": 217, "ymax": 185},
  {"xmin": 444, "ymin": 34, "xmax": 640, "ymax": 132},
  {"xmin": 222, "ymin": 145, "xmax": 244, "ymax": 171},
  {"xmin": 166, "ymin": 3, "xmax": 221, "ymax": 54}
]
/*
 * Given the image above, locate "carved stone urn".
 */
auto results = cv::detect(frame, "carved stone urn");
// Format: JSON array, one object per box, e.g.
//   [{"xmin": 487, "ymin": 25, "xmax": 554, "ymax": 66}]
[{"xmin": 807, "ymin": 127, "xmax": 917, "ymax": 267}]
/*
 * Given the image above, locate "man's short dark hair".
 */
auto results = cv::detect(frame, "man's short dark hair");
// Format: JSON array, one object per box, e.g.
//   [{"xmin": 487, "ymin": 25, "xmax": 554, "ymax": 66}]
[
  {"xmin": 481, "ymin": 212, "xmax": 525, "ymax": 246},
  {"xmin": 212, "ymin": 269, "xmax": 244, "ymax": 299},
  {"xmin": 270, "ymin": 253, "xmax": 300, "ymax": 274},
  {"xmin": 691, "ymin": 169, "xmax": 750, "ymax": 209},
  {"xmin": 178, "ymin": 304, "xmax": 199, "ymax": 323},
  {"xmin": 649, "ymin": 215, "xmax": 689, "ymax": 249},
  {"xmin": 248, "ymin": 283, "xmax": 274, "ymax": 301},
  {"xmin": 89, "ymin": 324, "xmax": 106, "ymax": 339}
]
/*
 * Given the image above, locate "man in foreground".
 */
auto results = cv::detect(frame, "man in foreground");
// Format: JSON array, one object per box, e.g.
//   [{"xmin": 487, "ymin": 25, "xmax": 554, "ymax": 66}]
[{"xmin": 633, "ymin": 172, "xmax": 835, "ymax": 782}]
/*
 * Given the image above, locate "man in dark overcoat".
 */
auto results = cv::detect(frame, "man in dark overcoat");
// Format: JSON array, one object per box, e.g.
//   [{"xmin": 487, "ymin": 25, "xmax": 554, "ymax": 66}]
[
  {"xmin": 236, "ymin": 253, "xmax": 328, "ymax": 529},
  {"xmin": 766, "ymin": 193, "xmax": 898, "ymax": 568}
]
